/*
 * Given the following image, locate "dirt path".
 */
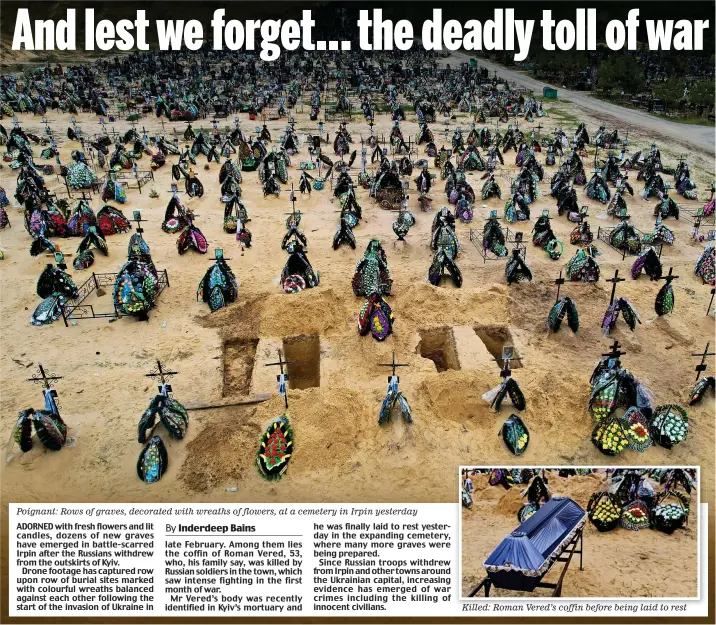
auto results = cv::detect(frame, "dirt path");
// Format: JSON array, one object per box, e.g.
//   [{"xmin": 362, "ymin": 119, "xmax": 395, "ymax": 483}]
[{"xmin": 455, "ymin": 54, "xmax": 715, "ymax": 156}]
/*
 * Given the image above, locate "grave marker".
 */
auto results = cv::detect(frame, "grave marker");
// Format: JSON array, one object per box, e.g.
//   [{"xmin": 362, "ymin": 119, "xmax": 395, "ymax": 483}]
[{"xmin": 265, "ymin": 349, "xmax": 295, "ymax": 409}]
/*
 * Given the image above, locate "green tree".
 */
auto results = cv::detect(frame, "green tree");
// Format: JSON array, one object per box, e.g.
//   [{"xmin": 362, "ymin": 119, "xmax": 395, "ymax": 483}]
[
  {"xmin": 596, "ymin": 54, "xmax": 645, "ymax": 95},
  {"xmin": 653, "ymin": 77, "xmax": 686, "ymax": 110},
  {"xmin": 688, "ymin": 79, "xmax": 715, "ymax": 114}
]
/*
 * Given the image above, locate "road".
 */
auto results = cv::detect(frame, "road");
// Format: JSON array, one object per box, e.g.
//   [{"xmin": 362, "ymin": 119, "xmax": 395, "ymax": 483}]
[{"xmin": 458, "ymin": 54, "xmax": 715, "ymax": 156}]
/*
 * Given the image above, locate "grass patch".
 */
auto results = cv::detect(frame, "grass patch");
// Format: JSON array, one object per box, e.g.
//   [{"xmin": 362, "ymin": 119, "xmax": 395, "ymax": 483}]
[
  {"xmin": 646, "ymin": 113, "xmax": 715, "ymax": 127},
  {"xmin": 544, "ymin": 106, "xmax": 580, "ymax": 125}
]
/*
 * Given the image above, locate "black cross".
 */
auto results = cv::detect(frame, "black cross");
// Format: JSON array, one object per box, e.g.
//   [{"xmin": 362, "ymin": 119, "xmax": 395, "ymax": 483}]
[
  {"xmin": 132, "ymin": 211, "xmax": 147, "ymax": 236},
  {"xmin": 378, "ymin": 351, "xmax": 409, "ymax": 383},
  {"xmin": 146, "ymin": 360, "xmax": 178, "ymax": 391},
  {"xmin": 602, "ymin": 340, "xmax": 627, "ymax": 360},
  {"xmin": 707, "ymin": 287, "xmax": 715, "ymax": 316},
  {"xmin": 659, "ymin": 267, "xmax": 679, "ymax": 285},
  {"xmin": 27, "ymin": 364, "xmax": 63, "ymax": 391},
  {"xmin": 602, "ymin": 340, "xmax": 627, "ymax": 369},
  {"xmin": 265, "ymin": 349, "xmax": 295, "ymax": 408},
  {"xmin": 554, "ymin": 270, "xmax": 566, "ymax": 303},
  {"xmin": 606, "ymin": 269, "xmax": 625, "ymax": 305},
  {"xmin": 211, "ymin": 248, "xmax": 230, "ymax": 261},
  {"xmin": 494, "ymin": 347, "xmax": 522, "ymax": 379},
  {"xmin": 692, "ymin": 342, "xmax": 715, "ymax": 382},
  {"xmin": 289, "ymin": 183, "xmax": 297, "ymax": 212},
  {"xmin": 45, "ymin": 240, "xmax": 69, "ymax": 268}
]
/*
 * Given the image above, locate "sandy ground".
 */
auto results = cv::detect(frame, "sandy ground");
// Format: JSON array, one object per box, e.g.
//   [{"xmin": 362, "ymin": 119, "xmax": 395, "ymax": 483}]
[
  {"xmin": 0, "ymin": 60, "xmax": 714, "ymax": 517},
  {"xmin": 461, "ymin": 472, "xmax": 699, "ymax": 598}
]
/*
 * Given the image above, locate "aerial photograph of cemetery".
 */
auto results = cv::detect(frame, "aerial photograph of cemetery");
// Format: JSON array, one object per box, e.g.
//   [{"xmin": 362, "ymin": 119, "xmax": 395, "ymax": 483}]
[{"xmin": 0, "ymin": 3, "xmax": 713, "ymax": 516}]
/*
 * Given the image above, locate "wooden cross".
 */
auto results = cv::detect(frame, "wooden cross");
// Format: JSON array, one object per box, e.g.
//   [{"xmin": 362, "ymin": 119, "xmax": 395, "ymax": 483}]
[
  {"xmin": 602, "ymin": 340, "xmax": 627, "ymax": 368},
  {"xmin": 554, "ymin": 270, "xmax": 566, "ymax": 303},
  {"xmin": 377, "ymin": 350, "xmax": 409, "ymax": 382},
  {"xmin": 284, "ymin": 201, "xmax": 301, "ymax": 226},
  {"xmin": 265, "ymin": 349, "xmax": 295, "ymax": 408},
  {"xmin": 692, "ymin": 342, "xmax": 715, "ymax": 382},
  {"xmin": 146, "ymin": 360, "xmax": 178, "ymax": 387},
  {"xmin": 606, "ymin": 269, "xmax": 625, "ymax": 305},
  {"xmin": 27, "ymin": 364, "xmax": 63, "ymax": 391},
  {"xmin": 707, "ymin": 287, "xmax": 715, "ymax": 316}
]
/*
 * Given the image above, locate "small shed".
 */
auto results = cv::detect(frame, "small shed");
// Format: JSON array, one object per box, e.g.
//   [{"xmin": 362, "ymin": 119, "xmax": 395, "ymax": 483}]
[{"xmin": 543, "ymin": 86, "xmax": 558, "ymax": 99}]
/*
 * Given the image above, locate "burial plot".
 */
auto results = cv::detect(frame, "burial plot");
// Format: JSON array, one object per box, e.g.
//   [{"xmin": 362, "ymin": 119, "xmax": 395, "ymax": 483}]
[
  {"xmin": 474, "ymin": 325, "xmax": 523, "ymax": 369},
  {"xmin": 222, "ymin": 339, "xmax": 259, "ymax": 397},
  {"xmin": 417, "ymin": 327, "xmax": 461, "ymax": 372},
  {"xmin": 282, "ymin": 334, "xmax": 321, "ymax": 389}
]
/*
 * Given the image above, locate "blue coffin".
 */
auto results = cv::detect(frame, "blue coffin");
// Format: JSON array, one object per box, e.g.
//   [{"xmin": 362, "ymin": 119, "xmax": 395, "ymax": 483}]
[{"xmin": 483, "ymin": 497, "xmax": 586, "ymax": 591}]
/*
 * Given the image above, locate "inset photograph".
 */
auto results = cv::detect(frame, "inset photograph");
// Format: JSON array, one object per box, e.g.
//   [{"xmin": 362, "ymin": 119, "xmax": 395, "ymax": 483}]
[{"xmin": 460, "ymin": 467, "xmax": 698, "ymax": 598}]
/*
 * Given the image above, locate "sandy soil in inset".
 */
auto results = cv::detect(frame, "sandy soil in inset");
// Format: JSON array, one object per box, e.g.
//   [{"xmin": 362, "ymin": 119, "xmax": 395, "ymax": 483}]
[
  {"xmin": 0, "ymin": 57, "xmax": 714, "ymax": 514},
  {"xmin": 461, "ymin": 472, "xmax": 699, "ymax": 598}
]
